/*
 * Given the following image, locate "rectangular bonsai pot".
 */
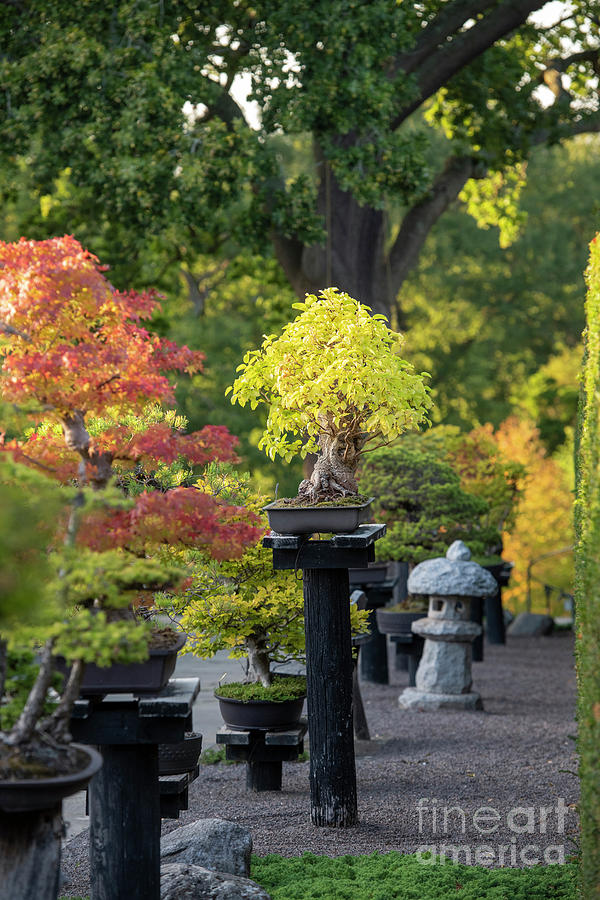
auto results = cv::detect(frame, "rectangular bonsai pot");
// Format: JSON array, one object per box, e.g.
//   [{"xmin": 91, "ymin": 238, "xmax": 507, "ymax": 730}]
[
  {"xmin": 263, "ymin": 498, "xmax": 373, "ymax": 535},
  {"xmin": 56, "ymin": 633, "xmax": 186, "ymax": 696},
  {"xmin": 349, "ymin": 562, "xmax": 389, "ymax": 585}
]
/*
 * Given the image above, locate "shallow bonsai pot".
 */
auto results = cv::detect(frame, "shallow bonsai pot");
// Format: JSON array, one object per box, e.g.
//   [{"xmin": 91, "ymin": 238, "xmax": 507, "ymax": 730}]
[
  {"xmin": 158, "ymin": 732, "xmax": 203, "ymax": 775},
  {"xmin": 263, "ymin": 498, "xmax": 373, "ymax": 535},
  {"xmin": 376, "ymin": 608, "xmax": 427, "ymax": 635},
  {"xmin": 58, "ymin": 632, "xmax": 186, "ymax": 696},
  {"xmin": 349, "ymin": 562, "xmax": 389, "ymax": 585},
  {"xmin": 215, "ymin": 694, "xmax": 306, "ymax": 732},
  {"xmin": 0, "ymin": 744, "xmax": 103, "ymax": 813}
]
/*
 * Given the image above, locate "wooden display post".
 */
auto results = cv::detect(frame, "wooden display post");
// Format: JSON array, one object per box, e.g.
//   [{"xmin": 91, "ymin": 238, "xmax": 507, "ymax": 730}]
[
  {"xmin": 264, "ymin": 523, "xmax": 385, "ymax": 827},
  {"xmin": 348, "ymin": 573, "xmax": 401, "ymax": 685},
  {"xmin": 70, "ymin": 677, "xmax": 200, "ymax": 900}
]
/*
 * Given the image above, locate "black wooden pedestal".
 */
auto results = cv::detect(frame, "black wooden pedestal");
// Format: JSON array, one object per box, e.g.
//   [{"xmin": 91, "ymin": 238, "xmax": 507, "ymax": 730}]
[
  {"xmin": 216, "ymin": 724, "xmax": 307, "ymax": 791},
  {"xmin": 70, "ymin": 677, "xmax": 200, "ymax": 900},
  {"xmin": 347, "ymin": 579, "xmax": 394, "ymax": 685},
  {"xmin": 264, "ymin": 524, "xmax": 385, "ymax": 827}
]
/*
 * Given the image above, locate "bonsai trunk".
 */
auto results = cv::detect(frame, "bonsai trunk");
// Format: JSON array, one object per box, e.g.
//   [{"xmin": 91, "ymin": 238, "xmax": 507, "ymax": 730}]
[
  {"xmin": 246, "ymin": 637, "xmax": 272, "ymax": 688},
  {"xmin": 6, "ymin": 638, "xmax": 57, "ymax": 746},
  {"xmin": 298, "ymin": 433, "xmax": 360, "ymax": 503}
]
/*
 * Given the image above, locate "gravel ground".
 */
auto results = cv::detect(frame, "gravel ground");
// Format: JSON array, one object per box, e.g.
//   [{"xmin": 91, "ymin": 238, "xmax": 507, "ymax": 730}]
[{"xmin": 60, "ymin": 633, "xmax": 579, "ymax": 895}]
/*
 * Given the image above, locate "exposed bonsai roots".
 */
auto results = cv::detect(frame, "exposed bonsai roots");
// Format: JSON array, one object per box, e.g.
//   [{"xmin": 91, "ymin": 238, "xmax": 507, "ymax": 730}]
[{"xmin": 297, "ymin": 433, "xmax": 361, "ymax": 502}]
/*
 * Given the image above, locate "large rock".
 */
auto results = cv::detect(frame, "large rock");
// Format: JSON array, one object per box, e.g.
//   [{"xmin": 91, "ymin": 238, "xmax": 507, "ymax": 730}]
[
  {"xmin": 161, "ymin": 820, "xmax": 252, "ymax": 878},
  {"xmin": 507, "ymin": 612, "xmax": 554, "ymax": 637},
  {"xmin": 160, "ymin": 863, "xmax": 271, "ymax": 900}
]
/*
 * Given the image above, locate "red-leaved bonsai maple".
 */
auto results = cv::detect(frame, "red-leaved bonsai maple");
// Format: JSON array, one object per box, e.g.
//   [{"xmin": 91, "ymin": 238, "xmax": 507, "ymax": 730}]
[{"xmin": 0, "ymin": 236, "xmax": 262, "ymax": 753}]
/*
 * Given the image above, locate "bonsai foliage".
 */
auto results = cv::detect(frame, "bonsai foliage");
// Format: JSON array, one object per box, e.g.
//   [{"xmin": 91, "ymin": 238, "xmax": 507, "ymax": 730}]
[
  {"xmin": 228, "ymin": 288, "xmax": 431, "ymax": 501},
  {"xmin": 575, "ymin": 232, "xmax": 600, "ymax": 899},
  {"xmin": 159, "ymin": 466, "xmax": 369, "ymax": 687},
  {"xmin": 0, "ymin": 236, "xmax": 262, "ymax": 751},
  {"xmin": 358, "ymin": 445, "xmax": 494, "ymax": 565},
  {"xmin": 399, "ymin": 425, "xmax": 524, "ymax": 551}
]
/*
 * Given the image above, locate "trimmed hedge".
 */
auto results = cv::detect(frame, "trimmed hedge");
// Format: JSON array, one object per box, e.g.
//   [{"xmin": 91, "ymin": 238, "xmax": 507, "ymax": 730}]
[{"xmin": 575, "ymin": 233, "xmax": 600, "ymax": 897}]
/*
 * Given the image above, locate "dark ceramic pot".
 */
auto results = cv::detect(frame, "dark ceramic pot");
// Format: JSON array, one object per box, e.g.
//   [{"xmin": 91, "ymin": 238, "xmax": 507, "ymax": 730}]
[
  {"xmin": 349, "ymin": 562, "xmax": 389, "ymax": 585},
  {"xmin": 58, "ymin": 632, "xmax": 186, "ymax": 696},
  {"xmin": 375, "ymin": 608, "xmax": 427, "ymax": 635},
  {"xmin": 216, "ymin": 694, "xmax": 306, "ymax": 732},
  {"xmin": 158, "ymin": 732, "xmax": 203, "ymax": 775},
  {"xmin": 0, "ymin": 744, "xmax": 103, "ymax": 813},
  {"xmin": 263, "ymin": 498, "xmax": 373, "ymax": 535}
]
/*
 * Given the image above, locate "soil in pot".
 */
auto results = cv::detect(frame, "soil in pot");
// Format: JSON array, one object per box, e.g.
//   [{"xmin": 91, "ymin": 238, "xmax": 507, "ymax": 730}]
[
  {"xmin": 0, "ymin": 741, "xmax": 102, "ymax": 811},
  {"xmin": 376, "ymin": 603, "xmax": 428, "ymax": 636}
]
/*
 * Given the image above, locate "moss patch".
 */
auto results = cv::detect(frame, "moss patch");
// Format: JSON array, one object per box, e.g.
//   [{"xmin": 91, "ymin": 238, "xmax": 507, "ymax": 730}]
[
  {"xmin": 215, "ymin": 675, "xmax": 306, "ymax": 702},
  {"xmin": 252, "ymin": 853, "xmax": 576, "ymax": 900},
  {"xmin": 268, "ymin": 495, "xmax": 371, "ymax": 509}
]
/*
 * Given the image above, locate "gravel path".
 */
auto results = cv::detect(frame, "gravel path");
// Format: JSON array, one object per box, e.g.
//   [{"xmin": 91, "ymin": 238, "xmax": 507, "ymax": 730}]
[{"xmin": 60, "ymin": 633, "xmax": 578, "ymax": 895}]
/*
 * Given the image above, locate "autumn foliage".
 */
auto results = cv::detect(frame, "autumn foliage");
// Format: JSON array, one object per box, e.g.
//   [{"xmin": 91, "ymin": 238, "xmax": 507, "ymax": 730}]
[
  {"xmin": 0, "ymin": 236, "xmax": 262, "ymax": 565},
  {"xmin": 494, "ymin": 417, "xmax": 573, "ymax": 612}
]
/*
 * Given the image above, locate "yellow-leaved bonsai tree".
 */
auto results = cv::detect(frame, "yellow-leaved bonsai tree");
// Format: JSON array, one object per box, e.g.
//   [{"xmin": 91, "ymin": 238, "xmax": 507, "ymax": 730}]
[{"xmin": 228, "ymin": 288, "xmax": 432, "ymax": 503}]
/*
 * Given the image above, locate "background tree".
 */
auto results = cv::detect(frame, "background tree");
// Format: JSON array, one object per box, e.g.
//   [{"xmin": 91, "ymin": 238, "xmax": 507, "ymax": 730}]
[
  {"xmin": 401, "ymin": 135, "xmax": 597, "ymax": 444},
  {"xmin": 0, "ymin": 236, "xmax": 262, "ymax": 749},
  {"xmin": 1, "ymin": 0, "xmax": 599, "ymax": 323}
]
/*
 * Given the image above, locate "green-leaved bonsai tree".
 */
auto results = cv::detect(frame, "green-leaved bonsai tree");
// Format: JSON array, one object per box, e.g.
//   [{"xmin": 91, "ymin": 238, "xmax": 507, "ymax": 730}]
[
  {"xmin": 358, "ymin": 445, "xmax": 498, "ymax": 565},
  {"xmin": 228, "ymin": 288, "xmax": 432, "ymax": 503}
]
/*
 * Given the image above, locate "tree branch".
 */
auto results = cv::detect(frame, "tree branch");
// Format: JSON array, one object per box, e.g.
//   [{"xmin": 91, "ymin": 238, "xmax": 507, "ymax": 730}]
[
  {"xmin": 540, "ymin": 48, "xmax": 600, "ymax": 102},
  {"xmin": 7, "ymin": 638, "xmax": 56, "ymax": 745},
  {"xmin": 530, "ymin": 110, "xmax": 600, "ymax": 147},
  {"xmin": 388, "ymin": 155, "xmax": 478, "ymax": 293},
  {"xmin": 0, "ymin": 320, "xmax": 30, "ymax": 341},
  {"xmin": 396, "ymin": 0, "xmax": 501, "ymax": 75},
  {"xmin": 392, "ymin": 0, "xmax": 544, "ymax": 128}
]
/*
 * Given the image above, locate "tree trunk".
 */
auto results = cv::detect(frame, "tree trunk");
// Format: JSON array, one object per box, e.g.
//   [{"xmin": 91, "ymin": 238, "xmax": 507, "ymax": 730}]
[
  {"xmin": 246, "ymin": 637, "xmax": 272, "ymax": 687},
  {"xmin": 7, "ymin": 639, "xmax": 56, "ymax": 746},
  {"xmin": 275, "ymin": 153, "xmax": 390, "ymax": 317},
  {"xmin": 272, "ymin": 145, "xmax": 476, "ymax": 324},
  {"xmin": 298, "ymin": 433, "xmax": 360, "ymax": 502},
  {"xmin": 0, "ymin": 804, "xmax": 63, "ymax": 900}
]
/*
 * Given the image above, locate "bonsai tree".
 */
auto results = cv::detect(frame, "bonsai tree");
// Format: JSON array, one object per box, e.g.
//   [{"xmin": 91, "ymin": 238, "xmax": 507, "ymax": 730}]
[
  {"xmin": 359, "ymin": 445, "xmax": 498, "ymax": 566},
  {"xmin": 158, "ymin": 466, "xmax": 369, "ymax": 693},
  {"xmin": 401, "ymin": 425, "xmax": 524, "ymax": 561},
  {"xmin": 0, "ymin": 237, "xmax": 262, "ymax": 753},
  {"xmin": 228, "ymin": 287, "xmax": 432, "ymax": 502}
]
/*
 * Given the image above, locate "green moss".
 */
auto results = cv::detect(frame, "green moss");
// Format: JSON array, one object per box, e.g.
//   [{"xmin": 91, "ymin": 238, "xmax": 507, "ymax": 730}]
[
  {"xmin": 252, "ymin": 853, "xmax": 576, "ymax": 900},
  {"xmin": 215, "ymin": 674, "xmax": 307, "ymax": 702},
  {"xmin": 199, "ymin": 746, "xmax": 240, "ymax": 766},
  {"xmin": 381, "ymin": 601, "xmax": 428, "ymax": 613},
  {"xmin": 269, "ymin": 495, "xmax": 371, "ymax": 509}
]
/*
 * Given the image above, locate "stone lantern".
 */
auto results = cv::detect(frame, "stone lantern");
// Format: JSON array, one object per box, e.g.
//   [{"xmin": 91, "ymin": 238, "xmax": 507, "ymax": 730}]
[{"xmin": 399, "ymin": 540, "xmax": 497, "ymax": 711}]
